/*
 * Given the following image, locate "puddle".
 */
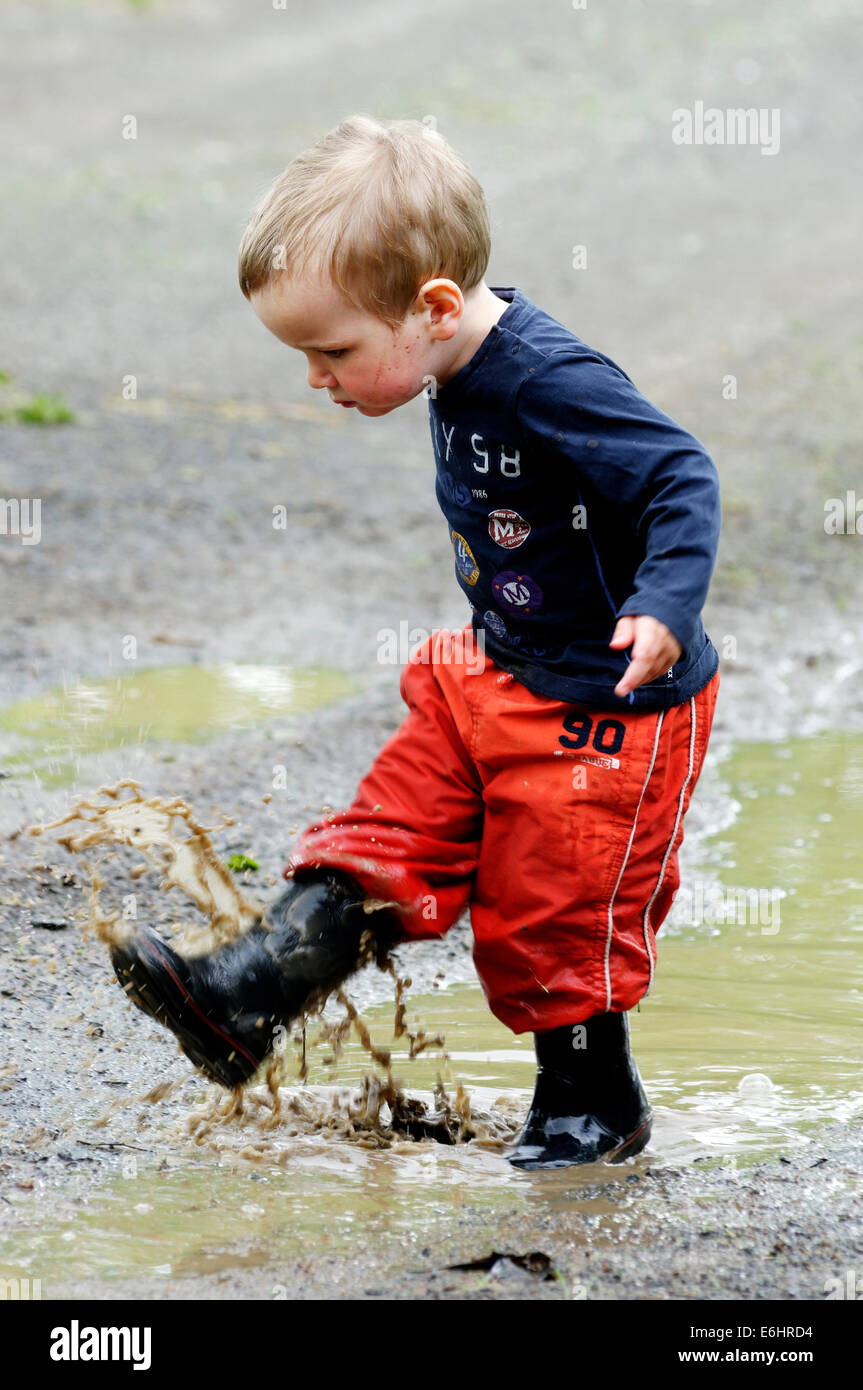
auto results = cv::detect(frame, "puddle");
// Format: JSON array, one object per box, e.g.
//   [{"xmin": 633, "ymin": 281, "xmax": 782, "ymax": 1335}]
[
  {"xmin": 0, "ymin": 990, "xmax": 613, "ymax": 1293},
  {"xmin": 0, "ymin": 1142, "xmax": 547, "ymax": 1292},
  {"xmin": 3, "ymin": 730, "xmax": 862, "ymax": 1292},
  {"xmin": 643, "ymin": 730, "xmax": 863, "ymax": 1160},
  {"xmin": 0, "ymin": 664, "xmax": 356, "ymax": 786}
]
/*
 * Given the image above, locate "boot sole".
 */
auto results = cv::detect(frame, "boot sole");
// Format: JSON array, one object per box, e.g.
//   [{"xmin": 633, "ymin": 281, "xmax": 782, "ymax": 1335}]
[
  {"xmin": 113, "ymin": 934, "xmax": 263, "ymax": 1089},
  {"xmin": 605, "ymin": 1111, "xmax": 652, "ymax": 1163},
  {"xmin": 508, "ymin": 1111, "xmax": 653, "ymax": 1170}
]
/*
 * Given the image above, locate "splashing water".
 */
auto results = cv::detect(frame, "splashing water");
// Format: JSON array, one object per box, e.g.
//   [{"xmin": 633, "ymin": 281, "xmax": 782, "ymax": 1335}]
[{"xmin": 30, "ymin": 781, "xmax": 522, "ymax": 1150}]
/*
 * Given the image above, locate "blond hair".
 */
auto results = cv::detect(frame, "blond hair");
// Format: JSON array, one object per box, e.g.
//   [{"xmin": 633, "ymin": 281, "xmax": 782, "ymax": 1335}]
[{"xmin": 238, "ymin": 115, "xmax": 491, "ymax": 326}]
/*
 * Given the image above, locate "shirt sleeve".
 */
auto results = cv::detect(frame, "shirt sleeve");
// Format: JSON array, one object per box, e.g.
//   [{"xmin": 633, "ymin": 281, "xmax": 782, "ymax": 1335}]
[{"xmin": 515, "ymin": 350, "xmax": 721, "ymax": 654}]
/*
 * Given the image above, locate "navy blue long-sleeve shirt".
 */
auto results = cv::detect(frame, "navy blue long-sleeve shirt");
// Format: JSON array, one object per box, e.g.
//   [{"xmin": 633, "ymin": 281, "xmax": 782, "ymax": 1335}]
[{"xmin": 428, "ymin": 287, "xmax": 720, "ymax": 711}]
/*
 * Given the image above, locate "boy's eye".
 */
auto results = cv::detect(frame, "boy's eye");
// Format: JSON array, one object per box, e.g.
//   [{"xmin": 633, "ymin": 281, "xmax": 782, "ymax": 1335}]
[{"xmin": 324, "ymin": 348, "xmax": 347, "ymax": 359}]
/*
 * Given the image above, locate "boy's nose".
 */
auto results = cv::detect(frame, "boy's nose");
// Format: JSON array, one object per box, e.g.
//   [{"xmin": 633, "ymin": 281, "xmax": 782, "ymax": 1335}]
[{"xmin": 306, "ymin": 357, "xmax": 335, "ymax": 390}]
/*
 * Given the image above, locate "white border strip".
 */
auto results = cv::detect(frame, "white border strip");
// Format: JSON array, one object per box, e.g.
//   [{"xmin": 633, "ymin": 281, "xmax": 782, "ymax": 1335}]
[
  {"xmin": 640, "ymin": 695, "xmax": 697, "ymax": 996},
  {"xmin": 603, "ymin": 710, "xmax": 665, "ymax": 1010}
]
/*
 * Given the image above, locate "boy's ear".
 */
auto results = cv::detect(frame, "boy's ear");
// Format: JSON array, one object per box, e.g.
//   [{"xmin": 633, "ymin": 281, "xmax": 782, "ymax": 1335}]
[{"xmin": 415, "ymin": 278, "xmax": 464, "ymax": 341}]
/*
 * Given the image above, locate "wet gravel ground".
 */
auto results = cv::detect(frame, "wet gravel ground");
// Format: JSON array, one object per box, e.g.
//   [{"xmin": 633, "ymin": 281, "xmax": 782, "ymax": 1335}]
[
  {"xmin": 1, "ymin": 688, "xmax": 861, "ymax": 1305},
  {"xmin": 2, "ymin": 0, "xmax": 863, "ymax": 1302}
]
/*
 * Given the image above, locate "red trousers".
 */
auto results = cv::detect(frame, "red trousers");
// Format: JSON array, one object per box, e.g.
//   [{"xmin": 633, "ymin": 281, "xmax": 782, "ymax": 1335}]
[{"xmin": 287, "ymin": 630, "xmax": 719, "ymax": 1034}]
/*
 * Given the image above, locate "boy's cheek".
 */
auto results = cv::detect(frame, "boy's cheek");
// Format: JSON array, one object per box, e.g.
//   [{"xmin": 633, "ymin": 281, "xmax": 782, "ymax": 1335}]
[{"xmin": 353, "ymin": 372, "xmax": 422, "ymax": 412}]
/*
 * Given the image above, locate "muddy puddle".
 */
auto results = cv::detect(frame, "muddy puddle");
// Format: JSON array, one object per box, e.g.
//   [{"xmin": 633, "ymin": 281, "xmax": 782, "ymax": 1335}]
[
  {"xmin": 2, "ymin": 730, "xmax": 862, "ymax": 1293},
  {"xmin": 646, "ymin": 730, "xmax": 863, "ymax": 1161},
  {"xmin": 0, "ymin": 664, "xmax": 356, "ymax": 786}
]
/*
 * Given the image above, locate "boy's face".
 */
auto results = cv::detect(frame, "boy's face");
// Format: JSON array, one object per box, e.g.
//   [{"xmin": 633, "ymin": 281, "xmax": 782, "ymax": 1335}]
[{"xmin": 250, "ymin": 273, "xmax": 450, "ymax": 418}]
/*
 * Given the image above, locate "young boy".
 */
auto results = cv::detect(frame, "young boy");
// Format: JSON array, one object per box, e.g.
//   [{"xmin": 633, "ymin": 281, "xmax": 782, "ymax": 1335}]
[{"xmin": 112, "ymin": 115, "xmax": 720, "ymax": 1169}]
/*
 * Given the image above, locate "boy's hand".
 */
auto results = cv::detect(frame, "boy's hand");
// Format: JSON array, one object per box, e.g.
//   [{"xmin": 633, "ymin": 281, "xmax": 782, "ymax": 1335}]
[{"xmin": 610, "ymin": 615, "xmax": 682, "ymax": 698}]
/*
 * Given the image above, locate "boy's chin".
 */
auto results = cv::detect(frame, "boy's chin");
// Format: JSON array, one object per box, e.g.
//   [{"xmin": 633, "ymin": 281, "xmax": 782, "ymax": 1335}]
[{"xmin": 354, "ymin": 402, "xmax": 398, "ymax": 417}]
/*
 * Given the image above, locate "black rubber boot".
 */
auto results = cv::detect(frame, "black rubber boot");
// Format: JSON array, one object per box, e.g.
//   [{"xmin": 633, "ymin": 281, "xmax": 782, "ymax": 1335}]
[
  {"xmin": 110, "ymin": 870, "xmax": 399, "ymax": 1089},
  {"xmin": 508, "ymin": 1011, "xmax": 652, "ymax": 1170}
]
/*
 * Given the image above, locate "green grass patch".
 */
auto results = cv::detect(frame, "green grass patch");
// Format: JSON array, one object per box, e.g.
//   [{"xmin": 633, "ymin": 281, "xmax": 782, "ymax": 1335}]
[
  {"xmin": 226, "ymin": 854, "xmax": 260, "ymax": 874},
  {"xmin": 0, "ymin": 379, "xmax": 75, "ymax": 425},
  {"xmin": 13, "ymin": 392, "xmax": 76, "ymax": 425}
]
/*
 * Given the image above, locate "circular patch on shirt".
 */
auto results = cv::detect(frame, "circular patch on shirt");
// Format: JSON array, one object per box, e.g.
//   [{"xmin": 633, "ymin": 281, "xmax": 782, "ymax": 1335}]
[
  {"xmin": 492, "ymin": 570, "xmax": 543, "ymax": 614},
  {"xmin": 482, "ymin": 609, "xmax": 508, "ymax": 638},
  {"xmin": 488, "ymin": 508, "xmax": 531, "ymax": 549},
  {"xmin": 451, "ymin": 530, "xmax": 480, "ymax": 586}
]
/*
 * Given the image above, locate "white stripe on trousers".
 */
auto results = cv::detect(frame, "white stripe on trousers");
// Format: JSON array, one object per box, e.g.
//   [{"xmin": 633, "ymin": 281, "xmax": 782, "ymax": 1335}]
[
  {"xmin": 603, "ymin": 709, "xmax": 665, "ymax": 1011},
  {"xmin": 640, "ymin": 695, "xmax": 697, "ymax": 997}
]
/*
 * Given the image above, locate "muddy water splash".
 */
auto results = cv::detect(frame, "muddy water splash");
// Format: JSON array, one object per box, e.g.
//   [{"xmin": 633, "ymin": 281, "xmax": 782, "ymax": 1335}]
[
  {"xmin": 30, "ymin": 781, "xmax": 519, "ymax": 1150},
  {"xmin": 30, "ymin": 778, "xmax": 259, "ymax": 953}
]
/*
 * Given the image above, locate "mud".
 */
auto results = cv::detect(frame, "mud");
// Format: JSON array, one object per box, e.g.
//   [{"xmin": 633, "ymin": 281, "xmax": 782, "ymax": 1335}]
[
  {"xmin": 29, "ymin": 778, "xmax": 513, "ymax": 1153},
  {"xmin": 30, "ymin": 780, "xmax": 259, "ymax": 952}
]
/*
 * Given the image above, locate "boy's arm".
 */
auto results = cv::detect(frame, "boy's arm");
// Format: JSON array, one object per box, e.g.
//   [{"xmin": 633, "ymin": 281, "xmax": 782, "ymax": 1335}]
[{"xmin": 515, "ymin": 351, "xmax": 721, "ymax": 691}]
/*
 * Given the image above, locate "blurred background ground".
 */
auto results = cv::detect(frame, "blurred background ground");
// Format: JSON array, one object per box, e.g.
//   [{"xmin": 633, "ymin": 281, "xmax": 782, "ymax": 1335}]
[{"xmin": 1, "ymin": 0, "xmax": 861, "ymax": 718}]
